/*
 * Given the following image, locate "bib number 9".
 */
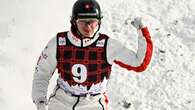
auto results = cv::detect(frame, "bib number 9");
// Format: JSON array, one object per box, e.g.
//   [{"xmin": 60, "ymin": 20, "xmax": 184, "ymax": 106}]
[{"xmin": 71, "ymin": 64, "xmax": 87, "ymax": 83}]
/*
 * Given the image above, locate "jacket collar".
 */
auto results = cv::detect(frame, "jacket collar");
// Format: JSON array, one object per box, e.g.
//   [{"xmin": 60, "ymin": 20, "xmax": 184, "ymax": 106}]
[{"xmin": 67, "ymin": 30, "xmax": 100, "ymax": 47}]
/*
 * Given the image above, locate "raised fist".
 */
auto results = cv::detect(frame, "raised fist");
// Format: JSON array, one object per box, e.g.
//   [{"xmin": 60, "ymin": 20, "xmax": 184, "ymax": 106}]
[{"xmin": 131, "ymin": 17, "xmax": 145, "ymax": 29}]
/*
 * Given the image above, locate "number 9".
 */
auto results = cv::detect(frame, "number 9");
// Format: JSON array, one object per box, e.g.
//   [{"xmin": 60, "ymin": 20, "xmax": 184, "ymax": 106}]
[{"xmin": 71, "ymin": 64, "xmax": 87, "ymax": 83}]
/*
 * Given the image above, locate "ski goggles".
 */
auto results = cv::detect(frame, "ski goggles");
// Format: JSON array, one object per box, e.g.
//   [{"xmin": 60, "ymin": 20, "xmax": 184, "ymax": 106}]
[{"xmin": 76, "ymin": 18, "xmax": 99, "ymax": 27}]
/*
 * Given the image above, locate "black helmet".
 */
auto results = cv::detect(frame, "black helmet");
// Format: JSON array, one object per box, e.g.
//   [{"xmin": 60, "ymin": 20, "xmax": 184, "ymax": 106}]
[{"xmin": 71, "ymin": 0, "xmax": 103, "ymax": 21}]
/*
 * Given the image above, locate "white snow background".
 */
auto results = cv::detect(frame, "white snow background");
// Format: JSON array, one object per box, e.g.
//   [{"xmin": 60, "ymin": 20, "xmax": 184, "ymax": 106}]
[{"xmin": 0, "ymin": 0, "xmax": 195, "ymax": 110}]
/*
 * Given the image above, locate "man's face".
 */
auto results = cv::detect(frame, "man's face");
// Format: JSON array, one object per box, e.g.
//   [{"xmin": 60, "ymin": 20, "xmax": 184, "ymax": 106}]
[{"xmin": 76, "ymin": 18, "xmax": 99, "ymax": 38}]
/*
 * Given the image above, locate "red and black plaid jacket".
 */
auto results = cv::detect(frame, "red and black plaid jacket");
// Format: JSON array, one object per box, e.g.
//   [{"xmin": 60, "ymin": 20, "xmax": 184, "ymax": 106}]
[{"xmin": 56, "ymin": 32, "xmax": 112, "ymax": 87}]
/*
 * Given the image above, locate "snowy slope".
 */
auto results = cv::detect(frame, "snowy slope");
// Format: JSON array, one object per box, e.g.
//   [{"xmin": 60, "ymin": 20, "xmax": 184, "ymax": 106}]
[{"xmin": 0, "ymin": 0, "xmax": 195, "ymax": 110}]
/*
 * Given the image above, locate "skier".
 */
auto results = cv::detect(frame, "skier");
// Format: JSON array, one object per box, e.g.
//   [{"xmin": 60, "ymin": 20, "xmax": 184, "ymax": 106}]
[{"xmin": 32, "ymin": 0, "xmax": 153, "ymax": 110}]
